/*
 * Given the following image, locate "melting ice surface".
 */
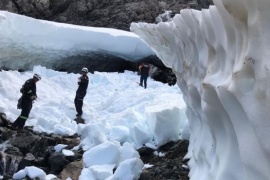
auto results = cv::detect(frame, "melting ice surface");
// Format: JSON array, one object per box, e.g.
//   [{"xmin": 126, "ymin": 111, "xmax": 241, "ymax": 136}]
[{"xmin": 131, "ymin": 0, "xmax": 270, "ymax": 180}]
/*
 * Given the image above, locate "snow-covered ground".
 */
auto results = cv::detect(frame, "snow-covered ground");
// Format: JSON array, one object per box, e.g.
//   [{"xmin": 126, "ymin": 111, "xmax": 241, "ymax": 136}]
[{"xmin": 0, "ymin": 66, "xmax": 188, "ymax": 179}]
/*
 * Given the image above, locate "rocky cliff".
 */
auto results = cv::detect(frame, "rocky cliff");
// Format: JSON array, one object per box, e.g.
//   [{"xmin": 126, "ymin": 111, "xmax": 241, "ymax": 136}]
[{"xmin": 0, "ymin": 0, "xmax": 212, "ymax": 31}]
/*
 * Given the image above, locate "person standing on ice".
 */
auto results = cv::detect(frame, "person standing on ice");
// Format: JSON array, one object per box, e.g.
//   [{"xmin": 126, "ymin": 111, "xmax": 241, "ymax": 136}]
[
  {"xmin": 74, "ymin": 67, "xmax": 89, "ymax": 118},
  {"xmin": 11, "ymin": 73, "xmax": 41, "ymax": 130},
  {"xmin": 139, "ymin": 63, "xmax": 150, "ymax": 89}
]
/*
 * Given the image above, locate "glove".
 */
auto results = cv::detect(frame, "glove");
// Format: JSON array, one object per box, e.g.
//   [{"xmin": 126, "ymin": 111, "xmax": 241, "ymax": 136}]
[
  {"xmin": 30, "ymin": 95, "xmax": 37, "ymax": 100},
  {"xmin": 78, "ymin": 77, "xmax": 81, "ymax": 82}
]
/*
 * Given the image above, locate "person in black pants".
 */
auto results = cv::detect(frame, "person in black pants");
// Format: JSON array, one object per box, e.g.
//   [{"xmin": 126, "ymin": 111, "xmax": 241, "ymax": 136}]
[
  {"xmin": 75, "ymin": 67, "xmax": 89, "ymax": 118},
  {"xmin": 139, "ymin": 63, "xmax": 150, "ymax": 89},
  {"xmin": 12, "ymin": 73, "xmax": 41, "ymax": 130}
]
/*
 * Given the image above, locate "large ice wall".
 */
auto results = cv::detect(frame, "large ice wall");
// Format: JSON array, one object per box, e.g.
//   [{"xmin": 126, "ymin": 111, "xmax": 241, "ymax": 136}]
[
  {"xmin": 131, "ymin": 0, "xmax": 270, "ymax": 180},
  {"xmin": 0, "ymin": 11, "xmax": 155, "ymax": 72}
]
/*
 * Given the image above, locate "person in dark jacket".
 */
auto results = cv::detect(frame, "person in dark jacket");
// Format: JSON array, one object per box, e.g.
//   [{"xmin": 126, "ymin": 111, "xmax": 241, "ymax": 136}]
[
  {"xmin": 75, "ymin": 67, "xmax": 89, "ymax": 118},
  {"xmin": 11, "ymin": 73, "xmax": 41, "ymax": 130},
  {"xmin": 139, "ymin": 63, "xmax": 150, "ymax": 89}
]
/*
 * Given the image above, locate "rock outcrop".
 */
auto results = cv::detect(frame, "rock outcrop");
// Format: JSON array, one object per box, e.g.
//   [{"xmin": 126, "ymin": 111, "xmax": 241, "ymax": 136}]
[
  {"xmin": 0, "ymin": 132, "xmax": 189, "ymax": 180},
  {"xmin": 0, "ymin": 0, "xmax": 213, "ymax": 31},
  {"xmin": 0, "ymin": 126, "xmax": 81, "ymax": 179},
  {"xmin": 0, "ymin": 111, "xmax": 189, "ymax": 180}
]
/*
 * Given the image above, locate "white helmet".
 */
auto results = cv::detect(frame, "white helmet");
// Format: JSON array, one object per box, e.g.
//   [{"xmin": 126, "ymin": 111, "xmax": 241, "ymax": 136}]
[
  {"xmin": 82, "ymin": 67, "xmax": 88, "ymax": 73},
  {"xmin": 33, "ymin": 73, "xmax": 41, "ymax": 80}
]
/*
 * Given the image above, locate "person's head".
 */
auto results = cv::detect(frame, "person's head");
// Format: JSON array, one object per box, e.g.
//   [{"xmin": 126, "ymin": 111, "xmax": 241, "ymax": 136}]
[
  {"xmin": 33, "ymin": 73, "xmax": 41, "ymax": 83},
  {"xmin": 81, "ymin": 67, "xmax": 88, "ymax": 75}
]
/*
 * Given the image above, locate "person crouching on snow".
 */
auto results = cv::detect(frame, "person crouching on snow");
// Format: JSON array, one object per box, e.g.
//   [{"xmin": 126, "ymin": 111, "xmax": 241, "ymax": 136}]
[
  {"xmin": 11, "ymin": 73, "xmax": 41, "ymax": 130},
  {"xmin": 74, "ymin": 67, "xmax": 89, "ymax": 118}
]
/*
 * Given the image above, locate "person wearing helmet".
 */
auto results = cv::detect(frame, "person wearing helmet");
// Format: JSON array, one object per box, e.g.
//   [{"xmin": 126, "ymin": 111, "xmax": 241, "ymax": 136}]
[
  {"xmin": 74, "ymin": 67, "xmax": 89, "ymax": 118},
  {"xmin": 11, "ymin": 73, "xmax": 41, "ymax": 130}
]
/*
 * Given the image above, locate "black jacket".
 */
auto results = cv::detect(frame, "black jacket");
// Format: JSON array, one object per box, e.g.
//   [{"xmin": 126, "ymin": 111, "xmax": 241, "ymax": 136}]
[
  {"xmin": 21, "ymin": 79, "xmax": 37, "ymax": 99},
  {"xmin": 77, "ymin": 75, "xmax": 89, "ymax": 93},
  {"xmin": 140, "ymin": 65, "xmax": 150, "ymax": 76}
]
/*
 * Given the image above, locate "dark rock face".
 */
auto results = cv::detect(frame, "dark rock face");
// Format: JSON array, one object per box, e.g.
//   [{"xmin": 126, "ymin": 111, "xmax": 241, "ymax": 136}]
[
  {"xmin": 0, "ymin": 0, "xmax": 213, "ymax": 31},
  {"xmin": 151, "ymin": 67, "xmax": 177, "ymax": 86},
  {"xmin": 197, "ymin": 0, "xmax": 213, "ymax": 8}
]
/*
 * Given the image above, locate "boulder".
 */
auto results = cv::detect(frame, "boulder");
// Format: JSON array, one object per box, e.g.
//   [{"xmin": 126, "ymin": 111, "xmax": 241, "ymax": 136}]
[
  {"xmin": 60, "ymin": 160, "xmax": 83, "ymax": 180},
  {"xmin": 0, "ymin": 113, "xmax": 9, "ymax": 127},
  {"xmin": 48, "ymin": 152, "xmax": 70, "ymax": 173}
]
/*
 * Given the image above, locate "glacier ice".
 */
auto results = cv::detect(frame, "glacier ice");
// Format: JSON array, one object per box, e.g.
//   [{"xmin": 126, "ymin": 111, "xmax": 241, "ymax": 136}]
[
  {"xmin": 131, "ymin": 0, "xmax": 270, "ymax": 180},
  {"xmin": 0, "ymin": 11, "xmax": 155, "ymax": 72}
]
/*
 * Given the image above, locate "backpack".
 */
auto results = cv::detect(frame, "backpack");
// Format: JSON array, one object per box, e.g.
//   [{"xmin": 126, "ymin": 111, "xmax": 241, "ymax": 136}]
[
  {"xmin": 20, "ymin": 85, "xmax": 24, "ymax": 93},
  {"xmin": 17, "ymin": 84, "xmax": 25, "ymax": 109},
  {"xmin": 17, "ymin": 96, "xmax": 22, "ymax": 109},
  {"xmin": 18, "ymin": 83, "xmax": 25, "ymax": 109}
]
